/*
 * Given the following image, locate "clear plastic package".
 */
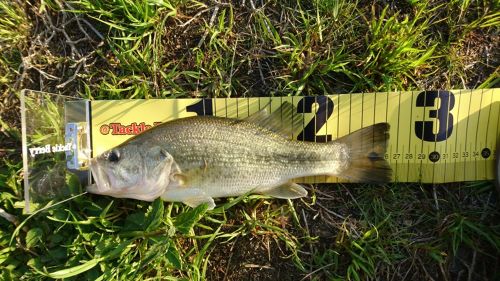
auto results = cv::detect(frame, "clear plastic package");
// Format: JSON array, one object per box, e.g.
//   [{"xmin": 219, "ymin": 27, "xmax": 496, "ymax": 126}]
[{"xmin": 21, "ymin": 90, "xmax": 91, "ymax": 213}]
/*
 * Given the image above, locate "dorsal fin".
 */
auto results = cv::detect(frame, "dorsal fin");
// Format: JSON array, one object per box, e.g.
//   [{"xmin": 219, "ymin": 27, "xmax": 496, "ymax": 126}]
[
  {"xmin": 244, "ymin": 101, "xmax": 303, "ymax": 139},
  {"xmin": 244, "ymin": 103, "xmax": 271, "ymax": 125}
]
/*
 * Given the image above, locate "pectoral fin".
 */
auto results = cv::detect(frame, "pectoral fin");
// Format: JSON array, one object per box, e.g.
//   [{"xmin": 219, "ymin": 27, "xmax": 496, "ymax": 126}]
[
  {"xmin": 169, "ymin": 172, "xmax": 188, "ymax": 188},
  {"xmin": 161, "ymin": 188, "xmax": 215, "ymax": 210},
  {"xmin": 259, "ymin": 182, "xmax": 307, "ymax": 199}
]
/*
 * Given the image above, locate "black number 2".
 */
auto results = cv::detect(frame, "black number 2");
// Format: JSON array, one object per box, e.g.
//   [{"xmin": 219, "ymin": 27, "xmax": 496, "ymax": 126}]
[
  {"xmin": 415, "ymin": 91, "xmax": 455, "ymax": 142},
  {"xmin": 297, "ymin": 96, "xmax": 334, "ymax": 142}
]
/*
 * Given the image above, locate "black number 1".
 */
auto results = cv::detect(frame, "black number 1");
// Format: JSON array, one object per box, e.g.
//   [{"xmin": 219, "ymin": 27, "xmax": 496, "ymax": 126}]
[
  {"xmin": 415, "ymin": 91, "xmax": 455, "ymax": 142},
  {"xmin": 186, "ymin": 99, "xmax": 213, "ymax": 116},
  {"xmin": 297, "ymin": 96, "xmax": 334, "ymax": 142}
]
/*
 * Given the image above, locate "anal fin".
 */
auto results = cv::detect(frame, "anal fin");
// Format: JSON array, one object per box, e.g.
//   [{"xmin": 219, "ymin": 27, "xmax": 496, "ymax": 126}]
[{"xmin": 259, "ymin": 182, "xmax": 307, "ymax": 199}]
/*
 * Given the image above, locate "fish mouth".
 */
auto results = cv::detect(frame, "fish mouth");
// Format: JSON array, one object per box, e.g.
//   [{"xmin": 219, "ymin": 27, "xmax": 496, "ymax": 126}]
[
  {"xmin": 87, "ymin": 157, "xmax": 169, "ymax": 201},
  {"xmin": 88, "ymin": 158, "xmax": 111, "ymax": 194},
  {"xmin": 87, "ymin": 158, "xmax": 160, "ymax": 201}
]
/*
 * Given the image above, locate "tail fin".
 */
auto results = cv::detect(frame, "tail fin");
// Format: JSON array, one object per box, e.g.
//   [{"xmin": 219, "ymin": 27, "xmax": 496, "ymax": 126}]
[{"xmin": 337, "ymin": 123, "xmax": 392, "ymax": 183}]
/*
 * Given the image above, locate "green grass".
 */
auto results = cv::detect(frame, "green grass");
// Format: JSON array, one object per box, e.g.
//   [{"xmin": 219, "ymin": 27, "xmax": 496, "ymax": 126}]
[
  {"xmin": 0, "ymin": 0, "xmax": 28, "ymax": 88},
  {"xmin": 1, "ymin": 0, "xmax": 500, "ymax": 280}
]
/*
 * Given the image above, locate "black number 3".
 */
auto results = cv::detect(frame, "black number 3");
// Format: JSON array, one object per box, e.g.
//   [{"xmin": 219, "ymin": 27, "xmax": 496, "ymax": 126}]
[{"xmin": 415, "ymin": 91, "xmax": 455, "ymax": 142}]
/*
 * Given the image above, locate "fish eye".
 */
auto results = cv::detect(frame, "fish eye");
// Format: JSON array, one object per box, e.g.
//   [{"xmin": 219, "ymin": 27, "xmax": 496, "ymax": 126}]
[{"xmin": 106, "ymin": 150, "xmax": 120, "ymax": 162}]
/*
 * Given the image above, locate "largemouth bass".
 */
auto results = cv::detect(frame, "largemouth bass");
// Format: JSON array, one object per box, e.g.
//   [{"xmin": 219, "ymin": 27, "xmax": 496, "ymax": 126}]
[{"xmin": 88, "ymin": 103, "xmax": 391, "ymax": 209}]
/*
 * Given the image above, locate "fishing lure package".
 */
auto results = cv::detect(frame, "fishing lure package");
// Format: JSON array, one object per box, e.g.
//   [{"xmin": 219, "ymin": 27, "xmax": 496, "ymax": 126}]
[{"xmin": 21, "ymin": 90, "xmax": 91, "ymax": 213}]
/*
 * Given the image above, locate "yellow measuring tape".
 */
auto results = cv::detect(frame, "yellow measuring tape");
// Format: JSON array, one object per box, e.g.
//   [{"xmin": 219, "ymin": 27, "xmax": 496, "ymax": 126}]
[{"xmin": 90, "ymin": 89, "xmax": 499, "ymax": 183}]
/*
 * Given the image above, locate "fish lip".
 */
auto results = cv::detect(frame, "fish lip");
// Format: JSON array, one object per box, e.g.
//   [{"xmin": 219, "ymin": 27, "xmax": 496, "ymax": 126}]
[
  {"xmin": 86, "ymin": 183, "xmax": 100, "ymax": 194},
  {"xmin": 88, "ymin": 158, "xmax": 110, "ymax": 194}
]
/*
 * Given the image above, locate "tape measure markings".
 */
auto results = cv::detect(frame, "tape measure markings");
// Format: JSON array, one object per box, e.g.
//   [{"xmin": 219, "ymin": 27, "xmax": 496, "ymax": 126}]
[
  {"xmin": 453, "ymin": 92, "xmax": 463, "ymax": 182},
  {"xmin": 471, "ymin": 90, "xmax": 483, "ymax": 179},
  {"xmin": 485, "ymin": 89, "xmax": 495, "ymax": 179},
  {"xmin": 90, "ymin": 90, "xmax": 500, "ymax": 183},
  {"xmin": 471, "ymin": 89, "xmax": 480, "ymax": 181},
  {"xmin": 467, "ymin": 89, "xmax": 476, "ymax": 180},
  {"xmin": 443, "ymin": 91, "xmax": 452, "ymax": 183},
  {"xmin": 431, "ymin": 101, "xmax": 436, "ymax": 184},
  {"xmin": 476, "ymin": 89, "xmax": 486, "ymax": 180},
  {"xmin": 419, "ymin": 92, "xmax": 426, "ymax": 182},
  {"xmin": 438, "ymin": 91, "xmax": 452, "ymax": 183},
  {"xmin": 432, "ymin": 91, "xmax": 443, "ymax": 184},
  {"xmin": 407, "ymin": 92, "xmax": 416, "ymax": 182},
  {"xmin": 406, "ymin": 91, "xmax": 413, "ymax": 182},
  {"xmin": 396, "ymin": 92, "xmax": 402, "ymax": 181},
  {"xmin": 477, "ymin": 89, "xmax": 484, "ymax": 180},
  {"xmin": 455, "ymin": 92, "xmax": 463, "ymax": 182},
  {"xmin": 462, "ymin": 91, "xmax": 472, "ymax": 182},
  {"xmin": 488, "ymin": 91, "xmax": 498, "ymax": 178},
  {"xmin": 464, "ymin": 90, "xmax": 474, "ymax": 181},
  {"xmin": 484, "ymin": 89, "xmax": 492, "ymax": 175}
]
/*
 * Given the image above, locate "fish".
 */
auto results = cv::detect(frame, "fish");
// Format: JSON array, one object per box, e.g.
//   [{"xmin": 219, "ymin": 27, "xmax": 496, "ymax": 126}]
[{"xmin": 88, "ymin": 102, "xmax": 391, "ymax": 209}]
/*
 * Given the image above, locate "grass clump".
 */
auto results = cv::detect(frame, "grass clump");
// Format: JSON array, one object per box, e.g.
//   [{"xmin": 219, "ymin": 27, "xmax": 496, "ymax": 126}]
[
  {"xmin": 70, "ymin": 0, "xmax": 177, "ymax": 74},
  {"xmin": 358, "ymin": 3, "xmax": 438, "ymax": 91},
  {"xmin": 0, "ymin": 0, "xmax": 29, "ymax": 92}
]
